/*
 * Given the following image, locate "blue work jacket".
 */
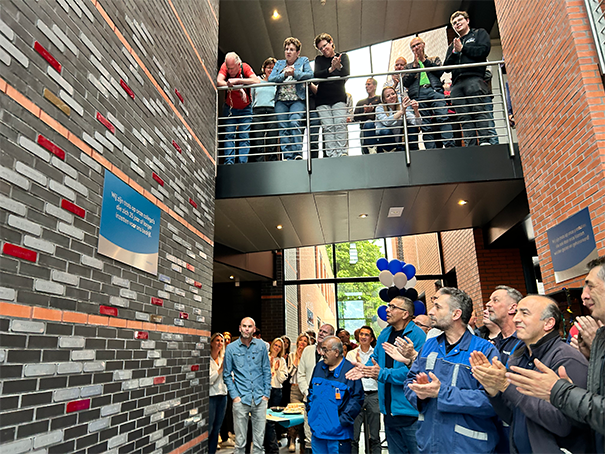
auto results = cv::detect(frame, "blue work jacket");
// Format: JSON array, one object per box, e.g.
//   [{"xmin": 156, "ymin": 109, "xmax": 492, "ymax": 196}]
[
  {"xmin": 404, "ymin": 330, "xmax": 500, "ymax": 453},
  {"xmin": 268, "ymin": 57, "xmax": 313, "ymax": 100},
  {"xmin": 307, "ymin": 358, "xmax": 364, "ymax": 440}
]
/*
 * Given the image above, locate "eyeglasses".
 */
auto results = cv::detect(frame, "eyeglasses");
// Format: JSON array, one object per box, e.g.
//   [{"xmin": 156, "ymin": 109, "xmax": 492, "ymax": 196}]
[
  {"xmin": 430, "ymin": 296, "xmax": 438, "ymax": 302},
  {"xmin": 386, "ymin": 304, "xmax": 405, "ymax": 311}
]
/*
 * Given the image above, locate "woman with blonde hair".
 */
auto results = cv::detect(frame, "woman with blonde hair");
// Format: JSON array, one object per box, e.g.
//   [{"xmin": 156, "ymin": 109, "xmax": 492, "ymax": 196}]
[
  {"xmin": 265, "ymin": 337, "xmax": 289, "ymax": 453},
  {"xmin": 373, "ymin": 86, "xmax": 421, "ymax": 152},
  {"xmin": 286, "ymin": 333, "xmax": 310, "ymax": 451},
  {"xmin": 208, "ymin": 333, "xmax": 228, "ymax": 453}
]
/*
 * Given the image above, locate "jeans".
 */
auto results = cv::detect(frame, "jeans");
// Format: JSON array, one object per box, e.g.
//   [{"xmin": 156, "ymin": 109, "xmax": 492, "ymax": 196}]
[
  {"xmin": 233, "ymin": 398, "xmax": 268, "ymax": 454},
  {"xmin": 450, "ymin": 76, "xmax": 491, "ymax": 146},
  {"xmin": 312, "ymin": 436, "xmax": 352, "ymax": 454},
  {"xmin": 352, "ymin": 391, "xmax": 381, "ymax": 454},
  {"xmin": 366, "ymin": 128, "xmax": 401, "ymax": 153},
  {"xmin": 264, "ymin": 388, "xmax": 282, "ymax": 454},
  {"xmin": 361, "ymin": 121, "xmax": 377, "ymax": 154},
  {"xmin": 416, "ymin": 86, "xmax": 455, "ymax": 148},
  {"xmin": 222, "ymin": 103, "xmax": 252, "ymax": 164},
  {"xmin": 485, "ymin": 98, "xmax": 499, "ymax": 144},
  {"xmin": 208, "ymin": 395, "xmax": 228, "ymax": 454},
  {"xmin": 251, "ymin": 106, "xmax": 278, "ymax": 161},
  {"xmin": 317, "ymin": 102, "xmax": 348, "ymax": 157},
  {"xmin": 275, "ymin": 100, "xmax": 305, "ymax": 160},
  {"xmin": 384, "ymin": 420, "xmax": 419, "ymax": 454}
]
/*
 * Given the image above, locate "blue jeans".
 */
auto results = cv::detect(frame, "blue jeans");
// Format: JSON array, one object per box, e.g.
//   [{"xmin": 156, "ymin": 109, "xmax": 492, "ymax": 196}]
[
  {"xmin": 367, "ymin": 128, "xmax": 401, "ymax": 153},
  {"xmin": 384, "ymin": 420, "xmax": 418, "ymax": 454},
  {"xmin": 361, "ymin": 121, "xmax": 377, "ymax": 154},
  {"xmin": 208, "ymin": 395, "xmax": 228, "ymax": 454},
  {"xmin": 416, "ymin": 87, "xmax": 455, "ymax": 148},
  {"xmin": 222, "ymin": 103, "xmax": 252, "ymax": 164},
  {"xmin": 275, "ymin": 100, "xmax": 305, "ymax": 160},
  {"xmin": 486, "ymin": 98, "xmax": 499, "ymax": 144},
  {"xmin": 312, "ymin": 435, "xmax": 352, "ymax": 454}
]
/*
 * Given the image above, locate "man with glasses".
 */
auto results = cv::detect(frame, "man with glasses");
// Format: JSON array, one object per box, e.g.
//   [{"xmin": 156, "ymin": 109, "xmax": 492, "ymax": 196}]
[
  {"xmin": 347, "ymin": 296, "xmax": 426, "ymax": 453},
  {"xmin": 307, "ymin": 336, "xmax": 364, "ymax": 454},
  {"xmin": 298, "ymin": 323, "xmax": 335, "ymax": 453},
  {"xmin": 413, "ymin": 315, "xmax": 431, "ymax": 334}
]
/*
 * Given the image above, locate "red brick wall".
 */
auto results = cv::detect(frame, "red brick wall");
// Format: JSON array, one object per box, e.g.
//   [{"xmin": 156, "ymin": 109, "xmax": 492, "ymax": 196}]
[{"xmin": 495, "ymin": 0, "xmax": 605, "ymax": 292}]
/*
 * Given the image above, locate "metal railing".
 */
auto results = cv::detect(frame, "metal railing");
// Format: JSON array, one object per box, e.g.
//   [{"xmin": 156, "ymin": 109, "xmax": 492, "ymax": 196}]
[
  {"xmin": 216, "ymin": 60, "xmax": 514, "ymax": 171},
  {"xmin": 583, "ymin": 0, "xmax": 605, "ymax": 75}
]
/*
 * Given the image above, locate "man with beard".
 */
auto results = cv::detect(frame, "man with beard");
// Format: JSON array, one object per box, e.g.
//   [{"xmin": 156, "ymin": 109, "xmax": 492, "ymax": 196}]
[
  {"xmin": 486, "ymin": 285, "xmax": 524, "ymax": 365},
  {"xmin": 404, "ymin": 287, "xmax": 500, "ymax": 453}
]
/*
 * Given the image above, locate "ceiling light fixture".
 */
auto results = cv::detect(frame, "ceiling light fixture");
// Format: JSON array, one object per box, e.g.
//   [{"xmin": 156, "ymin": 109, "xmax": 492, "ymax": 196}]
[
  {"xmin": 388, "ymin": 207, "xmax": 404, "ymax": 218},
  {"xmin": 229, "ymin": 275, "xmax": 234, "ymax": 280},
  {"xmin": 458, "ymin": 200, "xmax": 468, "ymax": 206},
  {"xmin": 276, "ymin": 225, "xmax": 283, "ymax": 230},
  {"xmin": 359, "ymin": 213, "xmax": 368, "ymax": 218},
  {"xmin": 272, "ymin": 10, "xmax": 280, "ymax": 19}
]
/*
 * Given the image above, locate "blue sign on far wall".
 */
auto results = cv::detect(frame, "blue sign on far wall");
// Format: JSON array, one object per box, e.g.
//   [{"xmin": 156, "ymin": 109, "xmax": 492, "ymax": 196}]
[
  {"xmin": 98, "ymin": 170, "xmax": 161, "ymax": 275},
  {"xmin": 546, "ymin": 207, "xmax": 598, "ymax": 283}
]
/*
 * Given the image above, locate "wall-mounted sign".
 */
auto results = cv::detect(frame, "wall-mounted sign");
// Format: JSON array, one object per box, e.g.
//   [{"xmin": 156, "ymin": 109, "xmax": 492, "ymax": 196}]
[
  {"xmin": 98, "ymin": 170, "xmax": 161, "ymax": 275},
  {"xmin": 307, "ymin": 308, "xmax": 314, "ymax": 326},
  {"xmin": 546, "ymin": 207, "xmax": 598, "ymax": 283}
]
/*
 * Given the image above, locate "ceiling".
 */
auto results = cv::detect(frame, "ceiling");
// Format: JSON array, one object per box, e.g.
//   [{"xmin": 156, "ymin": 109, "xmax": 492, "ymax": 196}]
[
  {"xmin": 218, "ymin": 0, "xmax": 498, "ymax": 71},
  {"xmin": 215, "ymin": 179, "xmax": 527, "ymax": 252}
]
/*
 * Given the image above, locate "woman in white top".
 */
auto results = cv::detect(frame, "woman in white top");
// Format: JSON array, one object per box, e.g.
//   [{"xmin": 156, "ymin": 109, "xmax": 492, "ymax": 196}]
[
  {"xmin": 209, "ymin": 333, "xmax": 228, "ymax": 454},
  {"xmin": 286, "ymin": 333, "xmax": 310, "ymax": 452},
  {"xmin": 268, "ymin": 337, "xmax": 288, "ymax": 404},
  {"xmin": 373, "ymin": 86, "xmax": 421, "ymax": 152}
]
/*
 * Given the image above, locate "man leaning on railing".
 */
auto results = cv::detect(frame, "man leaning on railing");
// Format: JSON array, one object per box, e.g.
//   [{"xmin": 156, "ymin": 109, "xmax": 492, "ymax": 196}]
[{"xmin": 217, "ymin": 52, "xmax": 261, "ymax": 164}]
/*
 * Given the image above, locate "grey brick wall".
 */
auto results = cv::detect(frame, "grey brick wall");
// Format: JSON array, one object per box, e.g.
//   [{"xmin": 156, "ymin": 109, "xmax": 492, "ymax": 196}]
[{"xmin": 0, "ymin": 0, "xmax": 217, "ymax": 453}]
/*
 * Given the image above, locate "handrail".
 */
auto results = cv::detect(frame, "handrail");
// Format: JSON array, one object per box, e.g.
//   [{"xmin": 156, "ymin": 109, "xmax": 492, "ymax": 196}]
[{"xmin": 216, "ymin": 60, "xmax": 514, "ymax": 166}]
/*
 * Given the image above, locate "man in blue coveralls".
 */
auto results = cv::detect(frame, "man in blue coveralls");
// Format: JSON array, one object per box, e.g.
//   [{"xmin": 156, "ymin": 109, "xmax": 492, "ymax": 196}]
[{"xmin": 307, "ymin": 336, "xmax": 364, "ymax": 454}]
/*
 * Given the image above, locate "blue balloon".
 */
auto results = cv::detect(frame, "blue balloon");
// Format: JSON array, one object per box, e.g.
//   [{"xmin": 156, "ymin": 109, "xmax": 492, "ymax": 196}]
[
  {"xmin": 389, "ymin": 259, "xmax": 403, "ymax": 275},
  {"xmin": 377, "ymin": 305, "xmax": 388, "ymax": 321},
  {"xmin": 376, "ymin": 258, "xmax": 388, "ymax": 271},
  {"xmin": 402, "ymin": 264, "xmax": 416, "ymax": 280},
  {"xmin": 399, "ymin": 287, "xmax": 407, "ymax": 296},
  {"xmin": 379, "ymin": 288, "xmax": 390, "ymax": 302},
  {"xmin": 413, "ymin": 300, "xmax": 426, "ymax": 316}
]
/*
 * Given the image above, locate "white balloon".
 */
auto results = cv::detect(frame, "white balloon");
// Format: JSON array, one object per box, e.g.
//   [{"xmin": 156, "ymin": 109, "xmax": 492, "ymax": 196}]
[
  {"xmin": 379, "ymin": 270, "xmax": 394, "ymax": 287},
  {"xmin": 377, "ymin": 317, "xmax": 388, "ymax": 329},
  {"xmin": 405, "ymin": 277, "xmax": 417, "ymax": 289},
  {"xmin": 393, "ymin": 272, "xmax": 408, "ymax": 289}
]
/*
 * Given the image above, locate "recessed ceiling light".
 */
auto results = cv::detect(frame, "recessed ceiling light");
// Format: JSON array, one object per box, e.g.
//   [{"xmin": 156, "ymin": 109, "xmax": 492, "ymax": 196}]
[
  {"xmin": 458, "ymin": 200, "xmax": 468, "ymax": 206},
  {"xmin": 388, "ymin": 207, "xmax": 404, "ymax": 218},
  {"xmin": 276, "ymin": 224, "xmax": 283, "ymax": 230},
  {"xmin": 359, "ymin": 214, "xmax": 368, "ymax": 218},
  {"xmin": 272, "ymin": 10, "xmax": 280, "ymax": 19},
  {"xmin": 229, "ymin": 275, "xmax": 234, "ymax": 280}
]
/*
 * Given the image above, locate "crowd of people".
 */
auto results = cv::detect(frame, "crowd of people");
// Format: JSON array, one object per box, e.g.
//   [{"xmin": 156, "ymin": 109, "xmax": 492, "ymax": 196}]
[
  {"xmin": 217, "ymin": 11, "xmax": 502, "ymax": 164},
  {"xmin": 208, "ymin": 255, "xmax": 605, "ymax": 454}
]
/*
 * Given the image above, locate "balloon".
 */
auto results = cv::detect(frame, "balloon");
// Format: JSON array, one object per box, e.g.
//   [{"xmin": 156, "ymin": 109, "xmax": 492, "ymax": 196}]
[
  {"xmin": 393, "ymin": 272, "xmax": 408, "ymax": 289},
  {"xmin": 413, "ymin": 300, "xmax": 426, "ymax": 316},
  {"xmin": 377, "ymin": 305, "xmax": 388, "ymax": 321},
  {"xmin": 377, "ymin": 317, "xmax": 388, "ymax": 329},
  {"xmin": 379, "ymin": 288, "xmax": 390, "ymax": 302},
  {"xmin": 402, "ymin": 264, "xmax": 416, "ymax": 280},
  {"xmin": 379, "ymin": 270, "xmax": 394, "ymax": 287},
  {"xmin": 388, "ymin": 259, "xmax": 403, "ymax": 275},
  {"xmin": 376, "ymin": 258, "xmax": 388, "ymax": 271},
  {"xmin": 405, "ymin": 277, "xmax": 417, "ymax": 289},
  {"xmin": 406, "ymin": 288, "xmax": 419, "ymax": 301},
  {"xmin": 387, "ymin": 286, "xmax": 400, "ymax": 299},
  {"xmin": 400, "ymin": 288, "xmax": 407, "ymax": 296}
]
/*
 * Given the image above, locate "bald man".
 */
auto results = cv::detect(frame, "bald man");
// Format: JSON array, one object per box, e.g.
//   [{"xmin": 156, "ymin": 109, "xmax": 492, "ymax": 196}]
[
  {"xmin": 471, "ymin": 296, "xmax": 590, "ymax": 453},
  {"xmin": 414, "ymin": 314, "xmax": 431, "ymax": 334},
  {"xmin": 223, "ymin": 317, "xmax": 271, "ymax": 454}
]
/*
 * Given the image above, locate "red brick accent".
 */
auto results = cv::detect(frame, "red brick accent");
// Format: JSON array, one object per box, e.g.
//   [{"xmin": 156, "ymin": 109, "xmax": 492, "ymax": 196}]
[
  {"xmin": 3, "ymin": 243, "xmax": 37, "ymax": 262},
  {"xmin": 37, "ymin": 135, "xmax": 66, "ymax": 160},
  {"xmin": 66, "ymin": 399, "xmax": 90, "ymax": 413},
  {"xmin": 96, "ymin": 112, "xmax": 115, "ymax": 134},
  {"xmin": 495, "ymin": 0, "xmax": 605, "ymax": 292},
  {"xmin": 34, "ymin": 41, "xmax": 61, "ymax": 72},
  {"xmin": 61, "ymin": 199, "xmax": 86, "ymax": 218}
]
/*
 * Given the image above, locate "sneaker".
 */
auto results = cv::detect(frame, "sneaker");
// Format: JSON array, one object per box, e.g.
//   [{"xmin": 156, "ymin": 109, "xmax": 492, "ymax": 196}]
[
  {"xmin": 480, "ymin": 142, "xmax": 490, "ymax": 146},
  {"xmin": 295, "ymin": 155, "xmax": 303, "ymax": 160},
  {"xmin": 289, "ymin": 441, "xmax": 296, "ymax": 452}
]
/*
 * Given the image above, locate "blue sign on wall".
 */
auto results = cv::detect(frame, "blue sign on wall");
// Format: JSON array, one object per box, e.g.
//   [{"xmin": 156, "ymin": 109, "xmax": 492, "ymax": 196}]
[
  {"xmin": 546, "ymin": 207, "xmax": 598, "ymax": 283},
  {"xmin": 98, "ymin": 170, "xmax": 161, "ymax": 275}
]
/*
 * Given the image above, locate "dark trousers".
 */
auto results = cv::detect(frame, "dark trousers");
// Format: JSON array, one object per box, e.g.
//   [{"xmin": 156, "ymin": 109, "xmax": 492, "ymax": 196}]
[
  {"xmin": 308, "ymin": 110, "xmax": 321, "ymax": 158},
  {"xmin": 208, "ymin": 395, "xmax": 228, "ymax": 454},
  {"xmin": 450, "ymin": 76, "xmax": 491, "ymax": 146},
  {"xmin": 384, "ymin": 416, "xmax": 418, "ymax": 454},
  {"xmin": 416, "ymin": 86, "xmax": 455, "ymax": 148},
  {"xmin": 352, "ymin": 391, "xmax": 381, "ymax": 454},
  {"xmin": 251, "ymin": 106, "xmax": 278, "ymax": 161},
  {"xmin": 262, "ymin": 388, "xmax": 282, "ymax": 454},
  {"xmin": 312, "ymin": 436, "xmax": 352, "ymax": 454}
]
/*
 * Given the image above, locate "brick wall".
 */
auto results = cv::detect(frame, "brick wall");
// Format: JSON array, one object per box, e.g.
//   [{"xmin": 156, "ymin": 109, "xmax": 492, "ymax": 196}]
[
  {"xmin": 0, "ymin": 0, "xmax": 217, "ymax": 453},
  {"xmin": 495, "ymin": 0, "xmax": 605, "ymax": 292}
]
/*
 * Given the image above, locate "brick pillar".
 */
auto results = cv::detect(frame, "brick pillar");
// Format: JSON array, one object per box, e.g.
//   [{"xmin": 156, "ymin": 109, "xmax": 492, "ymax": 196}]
[{"xmin": 495, "ymin": 0, "xmax": 605, "ymax": 292}]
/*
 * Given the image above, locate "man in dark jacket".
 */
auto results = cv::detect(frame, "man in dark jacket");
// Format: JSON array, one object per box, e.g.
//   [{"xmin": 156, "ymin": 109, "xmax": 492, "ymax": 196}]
[
  {"xmin": 403, "ymin": 37, "xmax": 455, "ymax": 148},
  {"xmin": 307, "ymin": 336, "xmax": 364, "ymax": 454},
  {"xmin": 471, "ymin": 295, "xmax": 590, "ymax": 453},
  {"xmin": 444, "ymin": 11, "xmax": 492, "ymax": 146},
  {"xmin": 506, "ymin": 256, "xmax": 605, "ymax": 453}
]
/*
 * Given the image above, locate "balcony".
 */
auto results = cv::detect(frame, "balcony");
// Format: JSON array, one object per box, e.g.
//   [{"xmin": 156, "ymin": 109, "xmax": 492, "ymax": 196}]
[{"xmin": 215, "ymin": 62, "xmax": 526, "ymax": 252}]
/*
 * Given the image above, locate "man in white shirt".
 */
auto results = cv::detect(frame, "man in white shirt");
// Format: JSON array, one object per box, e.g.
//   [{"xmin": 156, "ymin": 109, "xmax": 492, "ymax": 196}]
[
  {"xmin": 297, "ymin": 323, "xmax": 335, "ymax": 453},
  {"xmin": 346, "ymin": 326, "xmax": 380, "ymax": 454}
]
